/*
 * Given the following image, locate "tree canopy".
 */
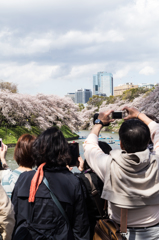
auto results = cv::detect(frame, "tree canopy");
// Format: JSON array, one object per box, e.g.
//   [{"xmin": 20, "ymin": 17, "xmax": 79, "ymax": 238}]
[{"xmin": 0, "ymin": 81, "xmax": 18, "ymax": 93}]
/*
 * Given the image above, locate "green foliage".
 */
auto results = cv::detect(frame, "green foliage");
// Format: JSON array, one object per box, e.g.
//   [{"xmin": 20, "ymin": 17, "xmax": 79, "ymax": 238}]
[
  {"xmin": 0, "ymin": 126, "xmax": 41, "ymax": 144},
  {"xmin": 143, "ymin": 87, "xmax": 155, "ymax": 98},
  {"xmin": 0, "ymin": 124, "xmax": 78, "ymax": 144},
  {"xmin": 28, "ymin": 114, "xmax": 37, "ymax": 126},
  {"xmin": 105, "ymin": 119, "xmax": 124, "ymax": 132},
  {"xmin": 106, "ymin": 95, "xmax": 117, "ymax": 104},
  {"xmin": 87, "ymin": 95, "xmax": 107, "ymax": 109},
  {"xmin": 78, "ymin": 103, "xmax": 85, "ymax": 111},
  {"xmin": 87, "ymin": 95, "xmax": 119, "ymax": 109},
  {"xmin": 60, "ymin": 125, "xmax": 79, "ymax": 139},
  {"xmin": 122, "ymin": 87, "xmax": 151, "ymax": 101}
]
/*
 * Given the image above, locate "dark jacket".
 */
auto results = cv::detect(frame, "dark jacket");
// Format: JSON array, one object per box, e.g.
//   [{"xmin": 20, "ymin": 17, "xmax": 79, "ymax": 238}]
[{"xmin": 11, "ymin": 165, "xmax": 90, "ymax": 240}]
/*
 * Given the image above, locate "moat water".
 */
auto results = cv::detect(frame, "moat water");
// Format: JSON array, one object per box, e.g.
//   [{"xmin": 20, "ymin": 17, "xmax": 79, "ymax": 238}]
[{"xmin": 6, "ymin": 130, "xmax": 120, "ymax": 171}]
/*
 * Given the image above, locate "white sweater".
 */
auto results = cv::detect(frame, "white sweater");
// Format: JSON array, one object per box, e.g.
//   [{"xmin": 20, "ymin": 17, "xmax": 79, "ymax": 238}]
[{"xmin": 83, "ymin": 121, "xmax": 159, "ymax": 227}]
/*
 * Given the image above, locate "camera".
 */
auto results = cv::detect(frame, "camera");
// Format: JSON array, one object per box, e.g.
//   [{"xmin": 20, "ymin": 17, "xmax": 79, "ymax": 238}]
[
  {"xmin": 112, "ymin": 111, "xmax": 125, "ymax": 119},
  {"xmin": 0, "ymin": 138, "xmax": 2, "ymax": 147}
]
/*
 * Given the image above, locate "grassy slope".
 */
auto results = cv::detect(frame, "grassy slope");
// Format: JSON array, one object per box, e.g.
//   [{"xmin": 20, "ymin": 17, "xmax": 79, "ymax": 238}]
[
  {"xmin": 60, "ymin": 125, "xmax": 79, "ymax": 139},
  {"xmin": 0, "ymin": 125, "xmax": 78, "ymax": 144},
  {"xmin": 0, "ymin": 126, "xmax": 41, "ymax": 144}
]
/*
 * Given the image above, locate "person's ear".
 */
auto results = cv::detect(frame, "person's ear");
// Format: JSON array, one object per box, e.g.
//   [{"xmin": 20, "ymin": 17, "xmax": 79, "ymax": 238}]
[{"xmin": 120, "ymin": 141, "xmax": 125, "ymax": 150}]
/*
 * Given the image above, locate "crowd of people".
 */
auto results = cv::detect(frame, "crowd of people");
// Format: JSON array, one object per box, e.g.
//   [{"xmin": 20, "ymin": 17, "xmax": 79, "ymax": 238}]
[{"xmin": 0, "ymin": 106, "xmax": 159, "ymax": 240}]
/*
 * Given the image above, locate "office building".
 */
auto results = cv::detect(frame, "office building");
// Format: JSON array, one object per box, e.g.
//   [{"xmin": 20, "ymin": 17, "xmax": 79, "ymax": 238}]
[
  {"xmin": 138, "ymin": 83, "xmax": 155, "ymax": 89},
  {"xmin": 75, "ymin": 89, "xmax": 92, "ymax": 104},
  {"xmin": 93, "ymin": 72, "xmax": 113, "ymax": 96},
  {"xmin": 65, "ymin": 93, "xmax": 75, "ymax": 103},
  {"xmin": 114, "ymin": 83, "xmax": 138, "ymax": 96}
]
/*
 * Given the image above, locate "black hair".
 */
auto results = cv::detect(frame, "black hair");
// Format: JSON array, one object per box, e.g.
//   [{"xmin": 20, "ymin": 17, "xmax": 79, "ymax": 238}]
[
  {"xmin": 119, "ymin": 119, "xmax": 150, "ymax": 153},
  {"xmin": 32, "ymin": 127, "xmax": 71, "ymax": 167},
  {"xmin": 84, "ymin": 141, "xmax": 112, "ymax": 170}
]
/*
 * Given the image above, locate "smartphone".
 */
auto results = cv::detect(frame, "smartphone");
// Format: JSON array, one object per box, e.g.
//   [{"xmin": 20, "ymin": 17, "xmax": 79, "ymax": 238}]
[
  {"xmin": 68, "ymin": 142, "xmax": 79, "ymax": 167},
  {"xmin": 0, "ymin": 138, "xmax": 2, "ymax": 147},
  {"xmin": 112, "ymin": 111, "xmax": 125, "ymax": 119}
]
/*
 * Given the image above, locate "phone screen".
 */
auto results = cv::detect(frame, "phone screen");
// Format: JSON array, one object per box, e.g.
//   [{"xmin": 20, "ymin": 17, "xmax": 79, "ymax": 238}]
[{"xmin": 68, "ymin": 142, "xmax": 79, "ymax": 167}]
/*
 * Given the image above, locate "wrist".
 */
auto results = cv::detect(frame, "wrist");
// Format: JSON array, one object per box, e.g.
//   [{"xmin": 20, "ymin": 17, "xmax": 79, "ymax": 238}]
[
  {"xmin": 136, "ymin": 112, "xmax": 140, "ymax": 118},
  {"xmin": 1, "ymin": 157, "xmax": 6, "ymax": 163},
  {"xmin": 94, "ymin": 119, "xmax": 104, "ymax": 127},
  {"xmin": 137, "ymin": 113, "xmax": 152, "ymax": 125},
  {"xmin": 91, "ymin": 124, "xmax": 103, "ymax": 136},
  {"xmin": 79, "ymin": 167, "xmax": 84, "ymax": 172}
]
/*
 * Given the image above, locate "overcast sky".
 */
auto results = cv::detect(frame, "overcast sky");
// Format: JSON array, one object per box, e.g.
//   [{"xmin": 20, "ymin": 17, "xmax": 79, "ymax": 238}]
[{"xmin": 0, "ymin": 0, "xmax": 159, "ymax": 96}]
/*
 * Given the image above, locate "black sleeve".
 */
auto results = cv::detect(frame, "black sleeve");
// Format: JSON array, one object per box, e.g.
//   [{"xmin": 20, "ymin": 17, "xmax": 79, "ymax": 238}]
[
  {"xmin": 11, "ymin": 182, "xmax": 19, "ymax": 237},
  {"xmin": 72, "ymin": 181, "xmax": 90, "ymax": 240},
  {"xmin": 11, "ymin": 184, "xmax": 18, "ymax": 221}
]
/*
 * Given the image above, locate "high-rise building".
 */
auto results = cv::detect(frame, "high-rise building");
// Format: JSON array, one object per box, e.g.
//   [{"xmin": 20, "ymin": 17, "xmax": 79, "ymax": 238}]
[
  {"xmin": 93, "ymin": 72, "xmax": 113, "ymax": 96},
  {"xmin": 75, "ymin": 89, "xmax": 92, "ymax": 104},
  {"xmin": 65, "ymin": 93, "xmax": 75, "ymax": 102}
]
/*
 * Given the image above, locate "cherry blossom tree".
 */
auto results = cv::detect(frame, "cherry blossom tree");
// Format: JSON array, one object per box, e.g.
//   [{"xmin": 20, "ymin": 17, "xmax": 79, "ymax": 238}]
[
  {"xmin": 79, "ymin": 85, "xmax": 159, "ymax": 130},
  {"xmin": 0, "ymin": 90, "xmax": 82, "ymax": 131}
]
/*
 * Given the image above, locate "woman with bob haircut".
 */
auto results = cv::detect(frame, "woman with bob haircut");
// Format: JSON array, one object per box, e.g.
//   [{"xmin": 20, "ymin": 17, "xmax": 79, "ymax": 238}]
[
  {"xmin": 2, "ymin": 134, "xmax": 36, "ymax": 198},
  {"xmin": 12, "ymin": 127, "xmax": 90, "ymax": 240}
]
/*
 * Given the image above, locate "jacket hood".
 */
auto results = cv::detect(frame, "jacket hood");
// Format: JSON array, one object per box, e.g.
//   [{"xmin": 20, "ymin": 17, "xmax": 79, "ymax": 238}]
[
  {"xmin": 102, "ymin": 149, "xmax": 159, "ymax": 208},
  {"xmin": 110, "ymin": 149, "xmax": 151, "ymax": 173}
]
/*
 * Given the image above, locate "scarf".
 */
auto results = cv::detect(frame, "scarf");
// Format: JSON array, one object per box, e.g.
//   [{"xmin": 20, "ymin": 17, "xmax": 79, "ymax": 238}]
[{"xmin": 28, "ymin": 163, "xmax": 46, "ymax": 202}]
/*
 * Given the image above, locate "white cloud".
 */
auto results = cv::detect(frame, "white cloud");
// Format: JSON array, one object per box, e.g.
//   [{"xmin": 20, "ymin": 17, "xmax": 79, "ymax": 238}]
[
  {"xmin": 0, "ymin": 62, "xmax": 53, "ymax": 92},
  {"xmin": 0, "ymin": 0, "xmax": 159, "ymax": 96},
  {"xmin": 114, "ymin": 67, "xmax": 131, "ymax": 79},
  {"xmin": 0, "ymin": 29, "xmax": 124, "ymax": 59},
  {"xmin": 139, "ymin": 66, "xmax": 155, "ymax": 75}
]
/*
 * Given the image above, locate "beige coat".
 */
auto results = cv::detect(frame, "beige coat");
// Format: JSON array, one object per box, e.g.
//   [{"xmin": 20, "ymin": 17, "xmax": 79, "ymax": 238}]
[
  {"xmin": 0, "ymin": 184, "xmax": 15, "ymax": 240},
  {"xmin": 84, "ymin": 121, "xmax": 159, "ymax": 227}
]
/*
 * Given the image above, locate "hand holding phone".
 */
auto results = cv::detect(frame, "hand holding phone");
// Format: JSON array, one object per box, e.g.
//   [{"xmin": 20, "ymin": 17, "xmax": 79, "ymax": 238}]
[
  {"xmin": 93, "ymin": 113, "xmax": 111, "ymax": 126},
  {"xmin": 0, "ymin": 141, "xmax": 8, "ymax": 169},
  {"xmin": 97, "ymin": 110, "xmax": 114, "ymax": 126}
]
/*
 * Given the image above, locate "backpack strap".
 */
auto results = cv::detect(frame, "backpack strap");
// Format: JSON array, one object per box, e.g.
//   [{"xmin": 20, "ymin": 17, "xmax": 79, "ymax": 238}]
[
  {"xmin": 84, "ymin": 173, "xmax": 104, "ymax": 218},
  {"xmin": 43, "ymin": 177, "xmax": 70, "ymax": 226}
]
